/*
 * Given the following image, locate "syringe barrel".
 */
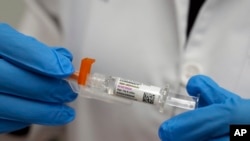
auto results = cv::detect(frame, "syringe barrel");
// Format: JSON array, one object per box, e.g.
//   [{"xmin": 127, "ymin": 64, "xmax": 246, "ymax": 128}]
[{"xmin": 85, "ymin": 73, "xmax": 198, "ymax": 112}]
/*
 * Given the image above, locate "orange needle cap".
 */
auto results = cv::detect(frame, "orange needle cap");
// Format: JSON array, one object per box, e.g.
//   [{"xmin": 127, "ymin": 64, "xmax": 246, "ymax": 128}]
[{"xmin": 78, "ymin": 58, "xmax": 95, "ymax": 85}]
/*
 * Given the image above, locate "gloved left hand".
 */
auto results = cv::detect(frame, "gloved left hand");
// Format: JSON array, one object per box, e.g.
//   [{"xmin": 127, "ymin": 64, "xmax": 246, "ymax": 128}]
[
  {"xmin": 0, "ymin": 23, "xmax": 77, "ymax": 133},
  {"xmin": 159, "ymin": 75, "xmax": 250, "ymax": 141}
]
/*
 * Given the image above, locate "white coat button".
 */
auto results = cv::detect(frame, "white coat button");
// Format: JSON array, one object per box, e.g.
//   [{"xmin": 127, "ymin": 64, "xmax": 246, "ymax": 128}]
[{"xmin": 181, "ymin": 63, "xmax": 202, "ymax": 86}]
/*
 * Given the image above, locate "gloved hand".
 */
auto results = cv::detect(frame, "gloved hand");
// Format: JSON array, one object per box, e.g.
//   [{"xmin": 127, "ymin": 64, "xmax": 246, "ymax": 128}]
[
  {"xmin": 159, "ymin": 75, "xmax": 250, "ymax": 141},
  {"xmin": 0, "ymin": 23, "xmax": 77, "ymax": 133}
]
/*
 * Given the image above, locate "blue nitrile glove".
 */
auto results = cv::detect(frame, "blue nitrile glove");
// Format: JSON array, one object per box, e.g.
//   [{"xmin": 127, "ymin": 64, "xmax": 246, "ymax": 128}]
[
  {"xmin": 159, "ymin": 75, "xmax": 250, "ymax": 141},
  {"xmin": 0, "ymin": 23, "xmax": 77, "ymax": 133}
]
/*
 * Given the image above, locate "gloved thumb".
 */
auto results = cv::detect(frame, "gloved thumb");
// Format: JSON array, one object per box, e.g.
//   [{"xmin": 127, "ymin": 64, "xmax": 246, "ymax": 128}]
[{"xmin": 186, "ymin": 75, "xmax": 239, "ymax": 107}]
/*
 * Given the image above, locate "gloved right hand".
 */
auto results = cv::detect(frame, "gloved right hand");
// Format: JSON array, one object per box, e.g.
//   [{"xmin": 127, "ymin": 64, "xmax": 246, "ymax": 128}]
[
  {"xmin": 0, "ymin": 23, "xmax": 77, "ymax": 133},
  {"xmin": 159, "ymin": 75, "xmax": 250, "ymax": 141}
]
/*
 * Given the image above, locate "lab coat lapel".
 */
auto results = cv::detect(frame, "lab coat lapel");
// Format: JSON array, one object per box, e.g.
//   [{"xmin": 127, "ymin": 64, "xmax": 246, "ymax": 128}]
[{"xmin": 173, "ymin": 0, "xmax": 189, "ymax": 51}]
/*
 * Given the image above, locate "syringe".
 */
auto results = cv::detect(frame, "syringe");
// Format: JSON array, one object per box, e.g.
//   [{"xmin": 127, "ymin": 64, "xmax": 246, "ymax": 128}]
[{"xmin": 68, "ymin": 58, "xmax": 199, "ymax": 113}]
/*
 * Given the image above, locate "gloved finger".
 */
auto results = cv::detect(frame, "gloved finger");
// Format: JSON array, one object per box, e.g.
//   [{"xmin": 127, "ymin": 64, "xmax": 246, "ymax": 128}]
[
  {"xmin": 0, "ymin": 59, "xmax": 77, "ymax": 103},
  {"xmin": 0, "ymin": 94, "xmax": 75, "ymax": 125},
  {"xmin": 186, "ymin": 75, "xmax": 238, "ymax": 107},
  {"xmin": 0, "ymin": 23, "xmax": 74, "ymax": 78},
  {"xmin": 52, "ymin": 47, "xmax": 73, "ymax": 61},
  {"xmin": 0, "ymin": 119, "xmax": 30, "ymax": 133},
  {"xmin": 159, "ymin": 104, "xmax": 230, "ymax": 141},
  {"xmin": 209, "ymin": 135, "xmax": 229, "ymax": 141}
]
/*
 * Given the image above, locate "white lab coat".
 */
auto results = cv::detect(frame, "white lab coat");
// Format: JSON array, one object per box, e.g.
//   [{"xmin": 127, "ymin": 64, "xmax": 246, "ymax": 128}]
[{"xmin": 19, "ymin": 0, "xmax": 250, "ymax": 140}]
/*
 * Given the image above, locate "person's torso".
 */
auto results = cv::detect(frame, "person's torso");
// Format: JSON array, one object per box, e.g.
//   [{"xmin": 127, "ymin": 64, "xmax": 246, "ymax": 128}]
[{"xmin": 61, "ymin": 0, "xmax": 250, "ymax": 140}]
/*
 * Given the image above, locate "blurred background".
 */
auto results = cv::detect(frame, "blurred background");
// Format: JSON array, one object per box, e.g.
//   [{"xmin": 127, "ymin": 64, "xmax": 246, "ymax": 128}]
[{"xmin": 0, "ymin": 0, "xmax": 26, "ymax": 28}]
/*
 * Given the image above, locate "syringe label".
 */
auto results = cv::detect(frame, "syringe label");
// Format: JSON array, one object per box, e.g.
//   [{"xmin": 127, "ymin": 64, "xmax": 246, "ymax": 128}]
[
  {"xmin": 115, "ymin": 78, "xmax": 139, "ymax": 100},
  {"xmin": 114, "ymin": 78, "xmax": 161, "ymax": 104}
]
